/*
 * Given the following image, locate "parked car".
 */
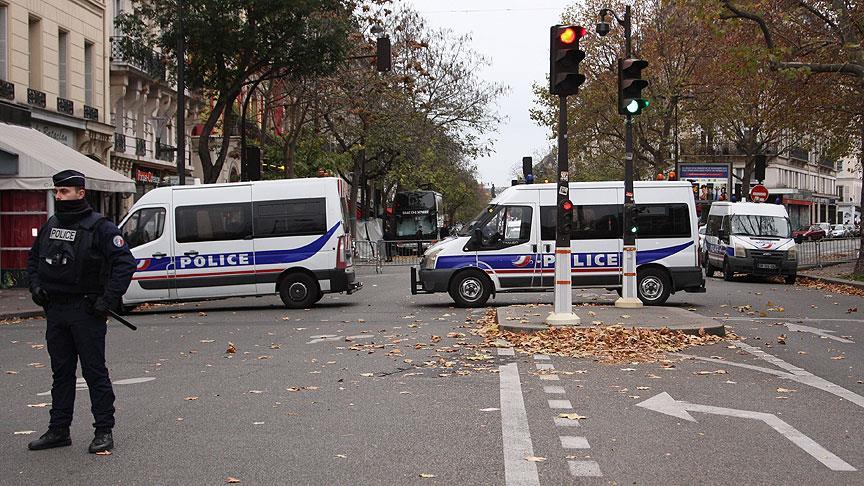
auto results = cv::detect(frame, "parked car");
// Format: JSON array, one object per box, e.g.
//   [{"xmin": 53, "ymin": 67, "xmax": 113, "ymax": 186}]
[
  {"xmin": 792, "ymin": 225, "xmax": 826, "ymax": 242},
  {"xmin": 829, "ymin": 224, "xmax": 849, "ymax": 238}
]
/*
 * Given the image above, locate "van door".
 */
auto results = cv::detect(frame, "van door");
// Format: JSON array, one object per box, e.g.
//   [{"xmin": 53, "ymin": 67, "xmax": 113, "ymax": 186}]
[
  {"xmin": 473, "ymin": 204, "xmax": 539, "ymax": 290},
  {"xmin": 568, "ymin": 188, "xmax": 623, "ymax": 288},
  {"xmin": 171, "ymin": 185, "xmax": 257, "ymax": 299},
  {"xmin": 120, "ymin": 205, "xmax": 172, "ymax": 303}
]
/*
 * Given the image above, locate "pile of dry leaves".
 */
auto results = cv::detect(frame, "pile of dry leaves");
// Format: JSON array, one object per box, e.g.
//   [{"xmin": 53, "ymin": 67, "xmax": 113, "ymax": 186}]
[
  {"xmin": 473, "ymin": 310, "xmax": 734, "ymax": 363},
  {"xmin": 797, "ymin": 277, "xmax": 864, "ymax": 297}
]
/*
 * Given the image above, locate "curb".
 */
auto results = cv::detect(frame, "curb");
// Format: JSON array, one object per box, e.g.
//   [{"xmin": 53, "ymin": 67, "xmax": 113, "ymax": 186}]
[
  {"xmin": 496, "ymin": 310, "xmax": 726, "ymax": 337},
  {"xmin": 0, "ymin": 310, "xmax": 44, "ymax": 321},
  {"xmin": 798, "ymin": 274, "xmax": 864, "ymax": 290}
]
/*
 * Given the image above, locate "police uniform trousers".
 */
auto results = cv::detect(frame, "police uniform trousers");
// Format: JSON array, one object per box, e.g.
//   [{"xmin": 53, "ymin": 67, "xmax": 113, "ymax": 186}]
[{"xmin": 45, "ymin": 295, "xmax": 115, "ymax": 431}]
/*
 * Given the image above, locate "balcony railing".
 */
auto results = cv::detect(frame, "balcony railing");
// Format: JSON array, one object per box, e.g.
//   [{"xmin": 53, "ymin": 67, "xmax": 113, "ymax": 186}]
[
  {"xmin": 27, "ymin": 88, "xmax": 46, "ymax": 108},
  {"xmin": 83, "ymin": 105, "xmax": 99, "ymax": 121},
  {"xmin": 110, "ymin": 36, "xmax": 167, "ymax": 82},
  {"xmin": 57, "ymin": 97, "xmax": 74, "ymax": 116},
  {"xmin": 114, "ymin": 133, "xmax": 126, "ymax": 153},
  {"xmin": 0, "ymin": 80, "xmax": 13, "ymax": 101},
  {"xmin": 789, "ymin": 147, "xmax": 809, "ymax": 162},
  {"xmin": 135, "ymin": 137, "xmax": 146, "ymax": 156},
  {"xmin": 156, "ymin": 142, "xmax": 176, "ymax": 162}
]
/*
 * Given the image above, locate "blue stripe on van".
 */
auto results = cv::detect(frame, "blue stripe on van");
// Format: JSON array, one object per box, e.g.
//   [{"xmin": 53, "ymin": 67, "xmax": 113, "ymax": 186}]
[
  {"xmin": 134, "ymin": 222, "xmax": 340, "ymax": 273},
  {"xmin": 635, "ymin": 241, "xmax": 693, "ymax": 265},
  {"xmin": 435, "ymin": 241, "xmax": 693, "ymax": 270}
]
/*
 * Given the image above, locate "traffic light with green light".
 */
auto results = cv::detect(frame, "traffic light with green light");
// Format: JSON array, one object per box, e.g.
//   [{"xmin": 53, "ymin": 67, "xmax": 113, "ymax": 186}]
[{"xmin": 618, "ymin": 58, "xmax": 649, "ymax": 115}]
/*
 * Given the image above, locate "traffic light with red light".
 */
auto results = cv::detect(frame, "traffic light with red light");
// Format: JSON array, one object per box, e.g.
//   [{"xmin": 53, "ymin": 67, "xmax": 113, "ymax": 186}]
[
  {"xmin": 618, "ymin": 58, "xmax": 649, "ymax": 115},
  {"xmin": 550, "ymin": 25, "xmax": 587, "ymax": 96},
  {"xmin": 561, "ymin": 199, "xmax": 573, "ymax": 234}
]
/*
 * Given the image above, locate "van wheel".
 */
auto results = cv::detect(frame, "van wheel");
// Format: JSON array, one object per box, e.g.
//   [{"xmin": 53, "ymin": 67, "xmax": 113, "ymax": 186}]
[
  {"xmin": 279, "ymin": 273, "xmax": 319, "ymax": 309},
  {"xmin": 704, "ymin": 257, "xmax": 716, "ymax": 278},
  {"xmin": 784, "ymin": 274, "xmax": 797, "ymax": 285},
  {"xmin": 449, "ymin": 270, "xmax": 491, "ymax": 308},
  {"xmin": 637, "ymin": 268, "xmax": 671, "ymax": 306},
  {"xmin": 722, "ymin": 259, "xmax": 734, "ymax": 281}
]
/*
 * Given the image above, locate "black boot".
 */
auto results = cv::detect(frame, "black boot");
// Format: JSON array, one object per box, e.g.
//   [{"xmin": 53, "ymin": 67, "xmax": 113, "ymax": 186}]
[
  {"xmin": 27, "ymin": 428, "xmax": 71, "ymax": 450},
  {"xmin": 88, "ymin": 430, "xmax": 113, "ymax": 453}
]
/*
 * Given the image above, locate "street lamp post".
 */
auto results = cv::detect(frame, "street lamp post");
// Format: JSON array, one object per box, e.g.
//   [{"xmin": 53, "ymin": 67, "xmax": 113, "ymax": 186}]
[
  {"xmin": 598, "ymin": 6, "xmax": 642, "ymax": 308},
  {"xmin": 176, "ymin": 0, "xmax": 186, "ymax": 186}
]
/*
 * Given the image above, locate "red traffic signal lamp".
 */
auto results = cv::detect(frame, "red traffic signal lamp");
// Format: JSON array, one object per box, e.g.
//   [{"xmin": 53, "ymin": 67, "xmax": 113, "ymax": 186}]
[
  {"xmin": 618, "ymin": 58, "xmax": 649, "ymax": 115},
  {"xmin": 550, "ymin": 25, "xmax": 587, "ymax": 96}
]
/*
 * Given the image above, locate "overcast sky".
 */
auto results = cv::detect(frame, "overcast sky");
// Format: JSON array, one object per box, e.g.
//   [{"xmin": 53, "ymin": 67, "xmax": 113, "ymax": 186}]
[{"xmin": 404, "ymin": 0, "xmax": 572, "ymax": 188}]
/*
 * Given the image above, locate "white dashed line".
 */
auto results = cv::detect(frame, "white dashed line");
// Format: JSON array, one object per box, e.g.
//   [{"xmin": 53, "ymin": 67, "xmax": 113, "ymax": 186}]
[
  {"xmin": 499, "ymin": 362, "xmax": 541, "ymax": 486},
  {"xmin": 539, "ymin": 374, "xmax": 560, "ymax": 381},
  {"xmin": 533, "ymin": 355, "xmax": 551, "ymax": 360},
  {"xmin": 560, "ymin": 436, "xmax": 590, "ymax": 449},
  {"xmin": 547, "ymin": 399, "xmax": 573, "ymax": 409},
  {"xmin": 497, "ymin": 348, "xmax": 515, "ymax": 356},
  {"xmin": 543, "ymin": 386, "xmax": 566, "ymax": 394},
  {"xmin": 553, "ymin": 417, "xmax": 581, "ymax": 428},
  {"xmin": 569, "ymin": 460, "xmax": 603, "ymax": 477},
  {"xmin": 535, "ymin": 363, "xmax": 555, "ymax": 371}
]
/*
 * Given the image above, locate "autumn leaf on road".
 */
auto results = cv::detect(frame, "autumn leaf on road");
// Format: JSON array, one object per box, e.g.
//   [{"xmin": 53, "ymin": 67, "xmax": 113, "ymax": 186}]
[
  {"xmin": 525, "ymin": 456, "xmax": 547, "ymax": 462},
  {"xmin": 776, "ymin": 334, "xmax": 786, "ymax": 345},
  {"xmin": 27, "ymin": 403, "xmax": 49, "ymax": 408},
  {"xmin": 225, "ymin": 342, "xmax": 237, "ymax": 354},
  {"xmin": 226, "ymin": 478, "xmax": 241, "ymax": 484},
  {"xmin": 95, "ymin": 450, "xmax": 112, "ymax": 456},
  {"xmin": 559, "ymin": 413, "xmax": 587, "ymax": 420},
  {"xmin": 184, "ymin": 396, "xmax": 199, "ymax": 401},
  {"xmin": 360, "ymin": 373, "xmax": 374, "ymax": 377},
  {"xmin": 418, "ymin": 473, "xmax": 436, "ymax": 478}
]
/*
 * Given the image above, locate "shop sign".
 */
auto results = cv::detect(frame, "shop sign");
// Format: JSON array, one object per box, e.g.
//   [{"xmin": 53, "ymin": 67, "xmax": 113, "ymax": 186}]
[
  {"xmin": 32, "ymin": 122, "xmax": 75, "ymax": 148},
  {"xmin": 135, "ymin": 168, "xmax": 158, "ymax": 183}
]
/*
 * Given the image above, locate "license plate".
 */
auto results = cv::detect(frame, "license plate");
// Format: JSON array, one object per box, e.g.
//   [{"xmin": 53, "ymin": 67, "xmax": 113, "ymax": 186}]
[{"xmin": 757, "ymin": 263, "xmax": 777, "ymax": 269}]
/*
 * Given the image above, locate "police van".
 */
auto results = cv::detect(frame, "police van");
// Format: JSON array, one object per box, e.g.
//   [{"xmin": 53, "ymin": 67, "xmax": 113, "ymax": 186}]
[
  {"xmin": 118, "ymin": 178, "xmax": 360, "ymax": 309},
  {"xmin": 411, "ymin": 181, "xmax": 704, "ymax": 307},
  {"xmin": 702, "ymin": 201, "xmax": 797, "ymax": 283}
]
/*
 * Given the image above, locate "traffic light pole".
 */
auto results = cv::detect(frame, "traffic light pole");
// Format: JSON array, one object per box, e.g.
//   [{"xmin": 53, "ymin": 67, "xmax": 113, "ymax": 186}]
[
  {"xmin": 176, "ymin": 0, "xmax": 186, "ymax": 186},
  {"xmin": 614, "ymin": 5, "xmax": 642, "ymax": 308},
  {"xmin": 547, "ymin": 95, "xmax": 580, "ymax": 326}
]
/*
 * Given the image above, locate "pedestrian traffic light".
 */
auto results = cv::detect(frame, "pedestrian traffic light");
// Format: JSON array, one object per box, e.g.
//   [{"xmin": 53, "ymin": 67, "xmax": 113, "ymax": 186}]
[
  {"xmin": 376, "ymin": 36, "xmax": 391, "ymax": 72},
  {"xmin": 550, "ymin": 25, "xmax": 587, "ymax": 96},
  {"xmin": 522, "ymin": 157, "xmax": 534, "ymax": 184},
  {"xmin": 618, "ymin": 58, "xmax": 649, "ymax": 115}
]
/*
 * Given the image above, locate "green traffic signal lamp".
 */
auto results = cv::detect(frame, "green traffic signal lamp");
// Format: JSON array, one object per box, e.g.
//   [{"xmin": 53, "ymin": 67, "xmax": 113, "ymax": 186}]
[
  {"xmin": 625, "ymin": 98, "xmax": 649, "ymax": 114},
  {"xmin": 618, "ymin": 58, "xmax": 649, "ymax": 115}
]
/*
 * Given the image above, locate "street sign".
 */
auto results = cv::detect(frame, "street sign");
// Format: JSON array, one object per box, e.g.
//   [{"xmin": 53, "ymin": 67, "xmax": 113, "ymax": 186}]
[{"xmin": 750, "ymin": 184, "xmax": 769, "ymax": 202}]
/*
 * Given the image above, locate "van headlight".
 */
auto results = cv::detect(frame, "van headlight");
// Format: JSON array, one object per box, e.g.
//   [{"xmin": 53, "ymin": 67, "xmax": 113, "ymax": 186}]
[
  {"xmin": 734, "ymin": 242, "xmax": 747, "ymax": 258},
  {"xmin": 421, "ymin": 248, "xmax": 444, "ymax": 269},
  {"xmin": 786, "ymin": 247, "xmax": 797, "ymax": 261}
]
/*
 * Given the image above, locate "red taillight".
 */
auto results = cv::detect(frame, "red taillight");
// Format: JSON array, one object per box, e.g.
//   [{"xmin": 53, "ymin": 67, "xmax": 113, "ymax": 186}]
[{"xmin": 336, "ymin": 235, "xmax": 351, "ymax": 269}]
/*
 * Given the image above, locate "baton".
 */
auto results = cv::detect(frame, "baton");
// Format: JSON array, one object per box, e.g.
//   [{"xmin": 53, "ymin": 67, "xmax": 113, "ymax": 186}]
[{"xmin": 107, "ymin": 309, "xmax": 137, "ymax": 331}]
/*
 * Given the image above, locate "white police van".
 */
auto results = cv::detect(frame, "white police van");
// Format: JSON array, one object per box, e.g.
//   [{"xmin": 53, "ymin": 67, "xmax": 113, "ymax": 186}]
[
  {"xmin": 118, "ymin": 178, "xmax": 360, "ymax": 309},
  {"xmin": 411, "ymin": 181, "xmax": 704, "ymax": 307},
  {"xmin": 702, "ymin": 201, "xmax": 797, "ymax": 283}
]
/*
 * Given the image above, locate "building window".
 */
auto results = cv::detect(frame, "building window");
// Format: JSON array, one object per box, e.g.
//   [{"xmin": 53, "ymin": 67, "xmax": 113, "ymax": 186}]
[
  {"xmin": 58, "ymin": 30, "xmax": 68, "ymax": 98},
  {"xmin": 0, "ymin": 4, "xmax": 7, "ymax": 80},
  {"xmin": 84, "ymin": 40, "xmax": 93, "ymax": 106},
  {"xmin": 28, "ymin": 16, "xmax": 42, "ymax": 89}
]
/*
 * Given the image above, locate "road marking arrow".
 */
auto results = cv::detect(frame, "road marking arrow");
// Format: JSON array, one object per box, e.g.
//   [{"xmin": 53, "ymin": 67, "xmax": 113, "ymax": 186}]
[
  {"xmin": 637, "ymin": 392, "xmax": 856, "ymax": 471},
  {"xmin": 784, "ymin": 323, "xmax": 854, "ymax": 343}
]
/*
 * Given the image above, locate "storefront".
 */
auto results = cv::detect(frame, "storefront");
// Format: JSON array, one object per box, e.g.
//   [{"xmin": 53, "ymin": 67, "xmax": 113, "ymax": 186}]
[{"xmin": 0, "ymin": 123, "xmax": 134, "ymax": 288}]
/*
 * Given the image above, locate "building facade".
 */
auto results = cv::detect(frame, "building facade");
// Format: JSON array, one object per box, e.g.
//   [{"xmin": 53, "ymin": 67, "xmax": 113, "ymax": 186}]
[
  {"xmin": 0, "ymin": 0, "xmax": 135, "ymax": 287},
  {"xmin": 836, "ymin": 155, "xmax": 862, "ymax": 227}
]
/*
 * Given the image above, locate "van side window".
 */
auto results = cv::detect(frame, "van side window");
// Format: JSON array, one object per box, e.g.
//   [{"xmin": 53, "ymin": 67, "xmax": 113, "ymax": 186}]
[
  {"xmin": 572, "ymin": 204, "xmax": 621, "ymax": 240},
  {"xmin": 253, "ymin": 198, "xmax": 326, "ymax": 238},
  {"xmin": 634, "ymin": 204, "xmax": 690, "ymax": 238},
  {"xmin": 121, "ymin": 207, "xmax": 166, "ymax": 249},
  {"xmin": 706, "ymin": 215, "xmax": 722, "ymax": 236},
  {"xmin": 479, "ymin": 205, "xmax": 532, "ymax": 247},
  {"xmin": 540, "ymin": 206, "xmax": 556, "ymax": 240},
  {"xmin": 175, "ymin": 203, "xmax": 252, "ymax": 243}
]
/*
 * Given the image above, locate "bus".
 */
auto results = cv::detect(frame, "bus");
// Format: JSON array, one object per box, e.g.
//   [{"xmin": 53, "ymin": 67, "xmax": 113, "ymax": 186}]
[{"xmin": 390, "ymin": 190, "xmax": 444, "ymax": 240}]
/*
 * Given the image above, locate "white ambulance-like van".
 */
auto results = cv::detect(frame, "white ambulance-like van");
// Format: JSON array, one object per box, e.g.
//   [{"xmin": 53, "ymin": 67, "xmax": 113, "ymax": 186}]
[
  {"xmin": 118, "ymin": 178, "xmax": 360, "ymax": 309},
  {"xmin": 702, "ymin": 201, "xmax": 797, "ymax": 283},
  {"xmin": 411, "ymin": 181, "xmax": 705, "ymax": 307}
]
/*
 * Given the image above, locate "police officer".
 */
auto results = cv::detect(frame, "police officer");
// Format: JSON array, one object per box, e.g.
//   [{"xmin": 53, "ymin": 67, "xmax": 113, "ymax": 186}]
[{"xmin": 25, "ymin": 170, "xmax": 136, "ymax": 453}]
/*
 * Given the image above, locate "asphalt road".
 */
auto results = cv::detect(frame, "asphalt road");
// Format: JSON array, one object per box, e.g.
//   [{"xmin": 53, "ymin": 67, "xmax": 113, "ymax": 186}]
[{"xmin": 1, "ymin": 265, "xmax": 861, "ymax": 485}]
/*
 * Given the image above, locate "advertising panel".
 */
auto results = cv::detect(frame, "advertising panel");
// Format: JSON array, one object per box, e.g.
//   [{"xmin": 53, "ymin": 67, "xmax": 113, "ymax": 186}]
[{"xmin": 677, "ymin": 162, "xmax": 733, "ymax": 202}]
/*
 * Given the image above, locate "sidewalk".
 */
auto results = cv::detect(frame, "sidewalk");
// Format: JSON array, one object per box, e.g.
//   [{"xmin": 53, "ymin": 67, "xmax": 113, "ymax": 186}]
[
  {"xmin": 0, "ymin": 288, "xmax": 43, "ymax": 320},
  {"xmin": 798, "ymin": 261, "xmax": 864, "ymax": 290}
]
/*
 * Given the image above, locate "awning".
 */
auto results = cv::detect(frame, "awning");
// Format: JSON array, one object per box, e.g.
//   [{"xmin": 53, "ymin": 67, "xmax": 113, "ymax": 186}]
[{"xmin": 0, "ymin": 122, "xmax": 135, "ymax": 193}]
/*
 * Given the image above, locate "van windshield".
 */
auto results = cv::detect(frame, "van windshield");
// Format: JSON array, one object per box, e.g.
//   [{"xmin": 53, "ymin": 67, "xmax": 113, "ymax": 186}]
[
  {"xmin": 730, "ymin": 215, "xmax": 791, "ymax": 238},
  {"xmin": 458, "ymin": 205, "xmax": 495, "ymax": 236}
]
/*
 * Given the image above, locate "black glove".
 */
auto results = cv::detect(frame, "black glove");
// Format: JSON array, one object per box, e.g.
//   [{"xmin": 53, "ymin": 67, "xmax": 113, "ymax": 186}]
[
  {"xmin": 90, "ymin": 296, "xmax": 112, "ymax": 318},
  {"xmin": 30, "ymin": 287, "xmax": 49, "ymax": 307}
]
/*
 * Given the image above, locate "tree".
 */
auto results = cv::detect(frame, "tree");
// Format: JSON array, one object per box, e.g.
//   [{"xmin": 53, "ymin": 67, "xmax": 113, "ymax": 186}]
[
  {"xmin": 116, "ymin": 0, "xmax": 355, "ymax": 183},
  {"xmin": 716, "ymin": 0, "xmax": 864, "ymax": 274}
]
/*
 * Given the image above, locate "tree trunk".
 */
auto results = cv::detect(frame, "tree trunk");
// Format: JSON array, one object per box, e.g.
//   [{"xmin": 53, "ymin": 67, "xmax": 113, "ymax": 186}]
[{"xmin": 282, "ymin": 139, "xmax": 296, "ymax": 179}]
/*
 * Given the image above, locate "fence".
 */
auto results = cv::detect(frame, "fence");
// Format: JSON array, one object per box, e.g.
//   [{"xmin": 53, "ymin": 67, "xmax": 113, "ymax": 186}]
[
  {"xmin": 798, "ymin": 237, "xmax": 861, "ymax": 268},
  {"xmin": 352, "ymin": 240, "xmax": 436, "ymax": 273}
]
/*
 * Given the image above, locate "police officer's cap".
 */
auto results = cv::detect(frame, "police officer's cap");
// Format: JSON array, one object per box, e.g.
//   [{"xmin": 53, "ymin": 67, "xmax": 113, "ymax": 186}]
[{"xmin": 53, "ymin": 170, "xmax": 86, "ymax": 188}]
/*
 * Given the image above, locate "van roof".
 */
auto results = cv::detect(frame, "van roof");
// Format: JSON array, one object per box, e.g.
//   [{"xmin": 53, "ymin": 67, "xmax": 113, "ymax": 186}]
[
  {"xmin": 708, "ymin": 201, "xmax": 789, "ymax": 217},
  {"xmin": 507, "ymin": 180, "xmax": 694, "ymax": 191},
  {"xmin": 131, "ymin": 177, "xmax": 342, "ymax": 206}
]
